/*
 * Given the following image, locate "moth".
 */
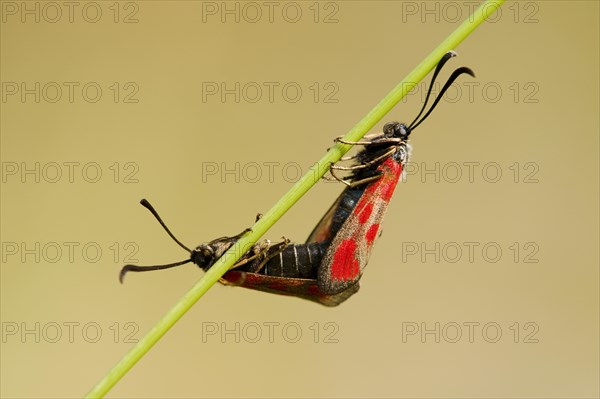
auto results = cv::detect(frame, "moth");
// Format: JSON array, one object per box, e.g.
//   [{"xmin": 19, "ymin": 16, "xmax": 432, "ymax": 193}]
[
  {"xmin": 120, "ymin": 199, "xmax": 358, "ymax": 306},
  {"xmin": 120, "ymin": 51, "xmax": 474, "ymax": 306},
  {"xmin": 317, "ymin": 51, "xmax": 475, "ymax": 295}
]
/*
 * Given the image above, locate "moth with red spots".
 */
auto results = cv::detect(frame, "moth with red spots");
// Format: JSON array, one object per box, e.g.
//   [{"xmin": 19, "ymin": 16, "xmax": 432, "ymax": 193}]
[
  {"xmin": 119, "ymin": 199, "xmax": 359, "ymax": 306},
  {"xmin": 312, "ymin": 51, "xmax": 475, "ymax": 297},
  {"xmin": 120, "ymin": 51, "xmax": 474, "ymax": 306}
]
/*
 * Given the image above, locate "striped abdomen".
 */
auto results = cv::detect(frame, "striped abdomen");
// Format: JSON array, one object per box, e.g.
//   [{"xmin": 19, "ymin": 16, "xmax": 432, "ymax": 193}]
[{"xmin": 237, "ymin": 242, "xmax": 329, "ymax": 279}]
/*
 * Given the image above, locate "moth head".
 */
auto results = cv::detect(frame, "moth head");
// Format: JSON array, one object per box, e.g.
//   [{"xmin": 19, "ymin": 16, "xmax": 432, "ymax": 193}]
[
  {"xmin": 190, "ymin": 244, "xmax": 215, "ymax": 270},
  {"xmin": 191, "ymin": 237, "xmax": 236, "ymax": 271},
  {"xmin": 383, "ymin": 121, "xmax": 410, "ymax": 141}
]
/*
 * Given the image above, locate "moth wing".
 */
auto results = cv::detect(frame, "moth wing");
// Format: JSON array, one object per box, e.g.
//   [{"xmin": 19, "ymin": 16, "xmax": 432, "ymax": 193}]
[
  {"xmin": 318, "ymin": 159, "xmax": 402, "ymax": 295},
  {"xmin": 316, "ymin": 198, "xmax": 389, "ymax": 294},
  {"xmin": 220, "ymin": 271, "xmax": 359, "ymax": 307},
  {"xmin": 305, "ymin": 192, "xmax": 344, "ymax": 243}
]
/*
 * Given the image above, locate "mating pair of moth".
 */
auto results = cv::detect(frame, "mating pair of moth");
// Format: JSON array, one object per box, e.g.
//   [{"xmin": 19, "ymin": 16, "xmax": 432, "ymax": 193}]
[{"xmin": 120, "ymin": 52, "xmax": 474, "ymax": 306}]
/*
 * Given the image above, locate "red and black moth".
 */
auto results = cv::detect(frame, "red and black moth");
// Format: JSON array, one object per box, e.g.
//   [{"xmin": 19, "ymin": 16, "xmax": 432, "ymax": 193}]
[
  {"xmin": 316, "ymin": 51, "xmax": 475, "ymax": 296},
  {"xmin": 120, "ymin": 199, "xmax": 358, "ymax": 306},
  {"xmin": 120, "ymin": 51, "xmax": 474, "ymax": 306}
]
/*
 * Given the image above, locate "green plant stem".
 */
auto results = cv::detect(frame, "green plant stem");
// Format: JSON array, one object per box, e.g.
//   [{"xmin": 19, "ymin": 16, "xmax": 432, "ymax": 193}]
[{"xmin": 86, "ymin": 1, "xmax": 504, "ymax": 397}]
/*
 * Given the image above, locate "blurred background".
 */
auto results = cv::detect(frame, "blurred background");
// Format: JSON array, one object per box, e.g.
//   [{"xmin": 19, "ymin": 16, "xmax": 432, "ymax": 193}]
[{"xmin": 1, "ymin": 1, "xmax": 598, "ymax": 397}]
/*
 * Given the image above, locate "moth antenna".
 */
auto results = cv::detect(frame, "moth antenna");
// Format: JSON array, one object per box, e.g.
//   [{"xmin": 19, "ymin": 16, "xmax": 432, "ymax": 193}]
[
  {"xmin": 408, "ymin": 50, "xmax": 457, "ymax": 129},
  {"xmin": 139, "ymin": 198, "xmax": 192, "ymax": 252},
  {"xmin": 409, "ymin": 66, "xmax": 475, "ymax": 131},
  {"xmin": 119, "ymin": 259, "xmax": 193, "ymax": 283}
]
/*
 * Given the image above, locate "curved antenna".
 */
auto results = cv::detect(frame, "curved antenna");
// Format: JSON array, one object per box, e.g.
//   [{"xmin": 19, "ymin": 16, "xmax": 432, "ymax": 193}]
[
  {"xmin": 409, "ymin": 66, "xmax": 475, "ymax": 131},
  {"xmin": 408, "ymin": 51, "xmax": 457, "ymax": 129},
  {"xmin": 119, "ymin": 259, "xmax": 192, "ymax": 283},
  {"xmin": 138, "ymin": 198, "xmax": 191, "ymax": 252}
]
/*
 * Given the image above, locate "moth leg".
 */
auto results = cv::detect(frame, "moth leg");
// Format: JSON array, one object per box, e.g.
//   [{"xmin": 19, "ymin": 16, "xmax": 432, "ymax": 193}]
[
  {"xmin": 328, "ymin": 163, "xmax": 384, "ymax": 188},
  {"xmin": 328, "ymin": 164, "xmax": 352, "ymax": 187},
  {"xmin": 229, "ymin": 240, "xmax": 272, "ymax": 269},
  {"xmin": 321, "ymin": 174, "xmax": 340, "ymax": 182},
  {"xmin": 331, "ymin": 147, "xmax": 397, "ymax": 172},
  {"xmin": 225, "ymin": 228, "xmax": 252, "ymax": 241},
  {"xmin": 346, "ymin": 172, "xmax": 384, "ymax": 188},
  {"xmin": 325, "ymin": 138, "xmax": 367, "ymax": 152},
  {"xmin": 223, "ymin": 212, "xmax": 268, "ymax": 242},
  {"xmin": 328, "ymin": 161, "xmax": 385, "ymax": 188},
  {"xmin": 334, "ymin": 137, "xmax": 375, "ymax": 146},
  {"xmin": 251, "ymin": 237, "xmax": 291, "ymax": 274},
  {"xmin": 332, "ymin": 132, "xmax": 385, "ymax": 146},
  {"xmin": 334, "ymin": 135, "xmax": 402, "ymax": 146},
  {"xmin": 339, "ymin": 153, "xmax": 362, "ymax": 162}
]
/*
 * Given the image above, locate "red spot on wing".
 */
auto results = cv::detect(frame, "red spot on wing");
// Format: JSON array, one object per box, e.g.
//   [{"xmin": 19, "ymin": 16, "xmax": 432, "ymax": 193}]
[
  {"xmin": 323, "ymin": 156, "xmax": 403, "ymax": 287},
  {"xmin": 331, "ymin": 239, "xmax": 360, "ymax": 282},
  {"xmin": 366, "ymin": 223, "xmax": 379, "ymax": 245},
  {"xmin": 358, "ymin": 202, "xmax": 373, "ymax": 224}
]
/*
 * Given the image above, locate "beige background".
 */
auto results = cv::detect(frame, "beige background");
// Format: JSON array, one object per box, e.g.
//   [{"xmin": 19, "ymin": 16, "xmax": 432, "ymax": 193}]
[{"xmin": 1, "ymin": 1, "xmax": 598, "ymax": 398}]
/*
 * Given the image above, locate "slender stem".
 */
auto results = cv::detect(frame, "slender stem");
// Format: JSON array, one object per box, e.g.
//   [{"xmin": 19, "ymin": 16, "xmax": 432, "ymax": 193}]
[{"xmin": 85, "ymin": 1, "xmax": 504, "ymax": 397}]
